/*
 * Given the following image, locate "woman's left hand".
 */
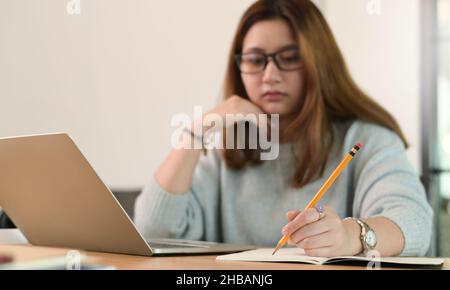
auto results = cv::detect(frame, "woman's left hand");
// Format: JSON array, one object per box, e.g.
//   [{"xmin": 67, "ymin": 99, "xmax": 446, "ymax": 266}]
[{"xmin": 282, "ymin": 206, "xmax": 360, "ymax": 257}]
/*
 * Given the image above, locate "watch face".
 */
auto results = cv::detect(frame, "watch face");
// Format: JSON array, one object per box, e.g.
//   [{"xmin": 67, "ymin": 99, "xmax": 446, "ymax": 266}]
[{"xmin": 365, "ymin": 230, "xmax": 377, "ymax": 248}]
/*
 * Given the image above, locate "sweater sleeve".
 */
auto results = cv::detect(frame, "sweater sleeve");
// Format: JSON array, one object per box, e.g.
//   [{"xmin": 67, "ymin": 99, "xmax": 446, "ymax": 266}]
[
  {"xmin": 350, "ymin": 122, "xmax": 433, "ymax": 256},
  {"xmin": 133, "ymin": 151, "xmax": 221, "ymax": 241}
]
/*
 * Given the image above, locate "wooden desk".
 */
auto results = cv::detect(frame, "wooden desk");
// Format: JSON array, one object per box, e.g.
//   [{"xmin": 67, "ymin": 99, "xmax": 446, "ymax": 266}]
[{"xmin": 1, "ymin": 245, "xmax": 448, "ymax": 270}]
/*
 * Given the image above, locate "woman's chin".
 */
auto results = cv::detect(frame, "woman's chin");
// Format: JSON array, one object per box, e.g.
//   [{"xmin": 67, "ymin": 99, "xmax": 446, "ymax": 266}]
[{"xmin": 261, "ymin": 103, "xmax": 291, "ymax": 116}]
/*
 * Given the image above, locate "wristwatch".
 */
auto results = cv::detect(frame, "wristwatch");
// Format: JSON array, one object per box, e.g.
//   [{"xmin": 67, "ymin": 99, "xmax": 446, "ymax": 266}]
[{"xmin": 345, "ymin": 217, "xmax": 377, "ymax": 255}]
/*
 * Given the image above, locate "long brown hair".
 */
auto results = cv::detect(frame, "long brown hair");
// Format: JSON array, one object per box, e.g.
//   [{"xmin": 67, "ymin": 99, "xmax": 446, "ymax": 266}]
[{"xmin": 223, "ymin": 0, "xmax": 408, "ymax": 188}]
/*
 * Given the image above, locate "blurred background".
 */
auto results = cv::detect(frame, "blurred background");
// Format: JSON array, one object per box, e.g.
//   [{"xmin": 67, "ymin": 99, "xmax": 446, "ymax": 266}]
[{"xmin": 0, "ymin": 0, "xmax": 449, "ymax": 256}]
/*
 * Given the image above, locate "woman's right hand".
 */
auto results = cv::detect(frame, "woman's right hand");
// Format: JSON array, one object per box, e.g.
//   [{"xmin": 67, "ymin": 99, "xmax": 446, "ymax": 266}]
[
  {"xmin": 195, "ymin": 95, "xmax": 266, "ymax": 134},
  {"xmin": 209, "ymin": 95, "xmax": 264, "ymax": 118}
]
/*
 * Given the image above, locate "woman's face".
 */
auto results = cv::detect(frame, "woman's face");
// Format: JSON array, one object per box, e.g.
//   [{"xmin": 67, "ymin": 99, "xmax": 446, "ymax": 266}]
[{"xmin": 240, "ymin": 19, "xmax": 305, "ymax": 118}]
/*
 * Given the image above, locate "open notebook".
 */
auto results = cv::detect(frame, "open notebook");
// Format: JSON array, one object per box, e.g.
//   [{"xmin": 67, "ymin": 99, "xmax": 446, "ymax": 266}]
[{"xmin": 216, "ymin": 248, "xmax": 445, "ymax": 267}]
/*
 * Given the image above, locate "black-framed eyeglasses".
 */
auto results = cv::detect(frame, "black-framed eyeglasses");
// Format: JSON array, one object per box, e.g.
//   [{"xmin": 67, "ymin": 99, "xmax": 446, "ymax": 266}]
[{"xmin": 235, "ymin": 47, "xmax": 303, "ymax": 74}]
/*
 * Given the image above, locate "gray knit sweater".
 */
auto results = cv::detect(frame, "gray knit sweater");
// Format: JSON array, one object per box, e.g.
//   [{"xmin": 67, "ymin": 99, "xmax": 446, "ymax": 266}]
[{"xmin": 134, "ymin": 120, "xmax": 433, "ymax": 256}]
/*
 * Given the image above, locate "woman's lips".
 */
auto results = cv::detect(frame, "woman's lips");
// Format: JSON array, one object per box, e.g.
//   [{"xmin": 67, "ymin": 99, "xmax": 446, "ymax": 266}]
[{"xmin": 263, "ymin": 91, "xmax": 286, "ymax": 101}]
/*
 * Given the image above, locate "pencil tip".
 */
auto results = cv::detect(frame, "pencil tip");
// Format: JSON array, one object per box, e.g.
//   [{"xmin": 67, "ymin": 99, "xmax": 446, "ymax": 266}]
[{"xmin": 272, "ymin": 247, "xmax": 279, "ymax": 255}]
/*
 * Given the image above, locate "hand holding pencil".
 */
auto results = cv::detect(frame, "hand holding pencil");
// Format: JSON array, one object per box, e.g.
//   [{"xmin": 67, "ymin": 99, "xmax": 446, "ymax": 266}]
[{"xmin": 272, "ymin": 143, "xmax": 363, "ymax": 256}]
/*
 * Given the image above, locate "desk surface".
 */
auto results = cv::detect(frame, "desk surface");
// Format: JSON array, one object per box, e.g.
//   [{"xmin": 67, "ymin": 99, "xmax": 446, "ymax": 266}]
[{"xmin": 1, "ymin": 245, "xmax": 448, "ymax": 270}]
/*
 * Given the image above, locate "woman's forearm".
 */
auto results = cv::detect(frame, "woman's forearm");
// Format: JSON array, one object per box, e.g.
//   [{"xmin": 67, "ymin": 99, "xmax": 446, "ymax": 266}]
[{"xmin": 155, "ymin": 145, "xmax": 203, "ymax": 195}]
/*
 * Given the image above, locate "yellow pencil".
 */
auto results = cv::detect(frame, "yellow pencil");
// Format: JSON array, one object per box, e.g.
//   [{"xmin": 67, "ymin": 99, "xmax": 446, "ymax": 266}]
[{"xmin": 272, "ymin": 142, "xmax": 363, "ymax": 255}]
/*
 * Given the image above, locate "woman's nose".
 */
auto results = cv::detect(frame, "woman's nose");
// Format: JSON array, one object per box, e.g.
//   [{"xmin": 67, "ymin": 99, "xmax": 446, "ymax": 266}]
[{"xmin": 262, "ymin": 59, "xmax": 282, "ymax": 84}]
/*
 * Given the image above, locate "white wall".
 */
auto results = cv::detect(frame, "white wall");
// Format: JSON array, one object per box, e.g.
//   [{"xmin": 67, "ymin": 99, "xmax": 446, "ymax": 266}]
[
  {"xmin": 0, "ymin": 0, "xmax": 421, "ymax": 189},
  {"xmin": 322, "ymin": 0, "xmax": 421, "ymax": 172},
  {"xmin": 0, "ymin": 0, "xmax": 254, "ymax": 189}
]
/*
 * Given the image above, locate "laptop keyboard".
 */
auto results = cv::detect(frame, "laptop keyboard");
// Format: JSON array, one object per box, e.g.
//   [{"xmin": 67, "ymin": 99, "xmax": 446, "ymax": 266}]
[
  {"xmin": 147, "ymin": 242, "xmax": 200, "ymax": 249},
  {"xmin": 147, "ymin": 239, "xmax": 215, "ymax": 249}
]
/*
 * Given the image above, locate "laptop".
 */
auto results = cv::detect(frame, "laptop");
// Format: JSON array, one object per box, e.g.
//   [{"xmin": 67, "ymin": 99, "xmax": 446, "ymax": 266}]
[{"xmin": 0, "ymin": 133, "xmax": 256, "ymax": 256}]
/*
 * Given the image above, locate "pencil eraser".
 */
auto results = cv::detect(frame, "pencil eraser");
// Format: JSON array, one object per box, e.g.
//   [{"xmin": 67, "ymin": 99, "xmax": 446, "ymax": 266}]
[{"xmin": 356, "ymin": 142, "xmax": 364, "ymax": 148}]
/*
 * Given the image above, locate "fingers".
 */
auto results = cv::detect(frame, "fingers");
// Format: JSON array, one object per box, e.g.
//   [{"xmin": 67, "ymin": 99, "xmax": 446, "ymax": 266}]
[
  {"xmin": 282, "ymin": 206, "xmax": 344, "ymax": 257},
  {"xmin": 295, "ymin": 231, "xmax": 334, "ymax": 250},
  {"xmin": 288, "ymin": 218, "xmax": 330, "ymax": 245},
  {"xmin": 282, "ymin": 207, "xmax": 321, "ymax": 236},
  {"xmin": 285, "ymin": 210, "xmax": 301, "ymax": 222}
]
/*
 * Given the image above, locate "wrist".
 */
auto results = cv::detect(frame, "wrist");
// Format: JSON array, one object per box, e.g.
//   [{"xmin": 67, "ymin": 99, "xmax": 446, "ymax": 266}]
[
  {"xmin": 343, "ymin": 218, "xmax": 364, "ymax": 256},
  {"xmin": 191, "ymin": 112, "xmax": 223, "ymax": 136}
]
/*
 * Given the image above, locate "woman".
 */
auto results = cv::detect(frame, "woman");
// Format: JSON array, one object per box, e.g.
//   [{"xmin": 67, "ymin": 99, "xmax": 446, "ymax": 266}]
[{"xmin": 135, "ymin": 0, "xmax": 432, "ymax": 257}]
